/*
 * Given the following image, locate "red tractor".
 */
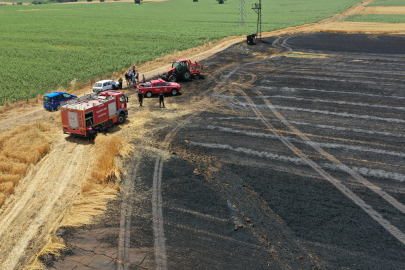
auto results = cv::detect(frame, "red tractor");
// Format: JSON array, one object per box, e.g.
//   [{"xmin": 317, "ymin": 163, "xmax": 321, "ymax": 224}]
[{"xmin": 161, "ymin": 59, "xmax": 204, "ymax": 82}]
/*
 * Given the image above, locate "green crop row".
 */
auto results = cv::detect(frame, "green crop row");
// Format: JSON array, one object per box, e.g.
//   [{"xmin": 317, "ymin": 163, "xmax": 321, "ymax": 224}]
[{"xmin": 0, "ymin": 0, "xmax": 363, "ymax": 105}]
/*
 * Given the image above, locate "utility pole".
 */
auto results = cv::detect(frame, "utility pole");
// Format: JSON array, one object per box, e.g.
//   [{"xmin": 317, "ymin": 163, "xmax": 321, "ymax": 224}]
[
  {"xmin": 238, "ymin": 0, "xmax": 246, "ymax": 26},
  {"xmin": 252, "ymin": 0, "xmax": 262, "ymax": 41}
]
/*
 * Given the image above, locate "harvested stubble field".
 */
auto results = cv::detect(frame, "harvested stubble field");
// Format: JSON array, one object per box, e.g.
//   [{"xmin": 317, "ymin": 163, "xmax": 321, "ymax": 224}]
[{"xmin": 0, "ymin": 0, "xmax": 364, "ymax": 104}]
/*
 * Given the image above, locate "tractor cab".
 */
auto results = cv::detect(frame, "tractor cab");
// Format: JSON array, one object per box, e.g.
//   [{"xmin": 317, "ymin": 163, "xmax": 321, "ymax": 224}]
[
  {"xmin": 161, "ymin": 58, "xmax": 204, "ymax": 82},
  {"xmin": 172, "ymin": 59, "xmax": 189, "ymax": 71}
]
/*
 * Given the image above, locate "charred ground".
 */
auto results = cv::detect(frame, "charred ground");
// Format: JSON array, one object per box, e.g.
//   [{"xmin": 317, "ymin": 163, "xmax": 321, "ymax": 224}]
[{"xmin": 51, "ymin": 33, "xmax": 405, "ymax": 270}]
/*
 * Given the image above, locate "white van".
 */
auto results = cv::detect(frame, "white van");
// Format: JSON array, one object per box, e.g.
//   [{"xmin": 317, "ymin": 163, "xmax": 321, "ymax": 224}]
[{"xmin": 93, "ymin": 80, "xmax": 114, "ymax": 94}]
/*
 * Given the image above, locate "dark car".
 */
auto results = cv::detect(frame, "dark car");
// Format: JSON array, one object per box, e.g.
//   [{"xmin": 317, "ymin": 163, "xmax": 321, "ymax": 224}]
[{"xmin": 43, "ymin": 91, "xmax": 77, "ymax": 110}]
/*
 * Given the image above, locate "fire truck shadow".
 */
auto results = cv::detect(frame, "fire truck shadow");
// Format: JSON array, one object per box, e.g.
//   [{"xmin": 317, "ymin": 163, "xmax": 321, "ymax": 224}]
[{"xmin": 64, "ymin": 119, "xmax": 130, "ymax": 145}]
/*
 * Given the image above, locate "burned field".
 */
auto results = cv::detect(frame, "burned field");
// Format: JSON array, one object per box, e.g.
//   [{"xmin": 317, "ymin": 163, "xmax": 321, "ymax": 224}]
[{"xmin": 52, "ymin": 33, "xmax": 405, "ymax": 269}]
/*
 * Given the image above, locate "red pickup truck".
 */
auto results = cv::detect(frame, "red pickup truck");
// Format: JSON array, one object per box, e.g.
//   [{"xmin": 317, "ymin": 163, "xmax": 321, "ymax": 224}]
[{"xmin": 136, "ymin": 79, "xmax": 181, "ymax": 98}]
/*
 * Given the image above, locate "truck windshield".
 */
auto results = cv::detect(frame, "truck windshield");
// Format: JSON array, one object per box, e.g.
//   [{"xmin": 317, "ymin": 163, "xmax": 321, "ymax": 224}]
[
  {"xmin": 172, "ymin": 61, "xmax": 180, "ymax": 69},
  {"xmin": 44, "ymin": 96, "xmax": 52, "ymax": 102}
]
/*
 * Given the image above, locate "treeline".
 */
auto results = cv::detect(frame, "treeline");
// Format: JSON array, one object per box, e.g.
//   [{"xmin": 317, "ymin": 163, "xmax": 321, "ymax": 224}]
[{"xmin": 32, "ymin": 0, "xmax": 77, "ymax": 4}]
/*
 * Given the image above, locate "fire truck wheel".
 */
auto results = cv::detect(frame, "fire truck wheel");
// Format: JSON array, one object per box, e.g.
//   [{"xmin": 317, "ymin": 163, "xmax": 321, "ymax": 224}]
[
  {"xmin": 171, "ymin": 89, "xmax": 178, "ymax": 96},
  {"xmin": 118, "ymin": 113, "xmax": 126, "ymax": 124},
  {"xmin": 146, "ymin": 91, "xmax": 153, "ymax": 98},
  {"xmin": 183, "ymin": 71, "xmax": 191, "ymax": 80}
]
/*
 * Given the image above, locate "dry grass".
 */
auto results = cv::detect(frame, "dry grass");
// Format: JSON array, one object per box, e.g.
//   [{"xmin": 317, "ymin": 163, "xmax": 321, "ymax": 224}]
[
  {"xmin": 358, "ymin": 7, "xmax": 405, "ymax": 15},
  {"xmin": 0, "ymin": 95, "xmax": 43, "ymax": 115},
  {"xmin": 0, "ymin": 122, "xmax": 53, "ymax": 208},
  {"xmin": 60, "ymin": 134, "xmax": 133, "ymax": 228},
  {"xmin": 307, "ymin": 22, "xmax": 405, "ymax": 34}
]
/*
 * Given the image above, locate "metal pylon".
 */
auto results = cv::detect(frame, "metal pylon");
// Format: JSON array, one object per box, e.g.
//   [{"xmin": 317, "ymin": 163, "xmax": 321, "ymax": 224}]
[
  {"xmin": 252, "ymin": 0, "xmax": 262, "ymax": 40},
  {"xmin": 238, "ymin": 0, "xmax": 246, "ymax": 26}
]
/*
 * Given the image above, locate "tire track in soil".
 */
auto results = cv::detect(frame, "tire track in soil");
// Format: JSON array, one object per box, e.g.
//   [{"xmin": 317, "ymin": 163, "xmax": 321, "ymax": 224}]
[
  {"xmin": 226, "ymin": 68, "xmax": 405, "ymax": 246},
  {"xmin": 151, "ymin": 63, "xmax": 242, "ymax": 269},
  {"xmin": 117, "ymin": 149, "xmax": 143, "ymax": 270},
  {"xmin": 171, "ymin": 60, "xmax": 327, "ymax": 268}
]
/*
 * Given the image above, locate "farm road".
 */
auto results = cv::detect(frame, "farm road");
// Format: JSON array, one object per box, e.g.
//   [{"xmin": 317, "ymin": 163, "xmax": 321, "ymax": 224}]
[{"xmin": 50, "ymin": 33, "xmax": 405, "ymax": 269}]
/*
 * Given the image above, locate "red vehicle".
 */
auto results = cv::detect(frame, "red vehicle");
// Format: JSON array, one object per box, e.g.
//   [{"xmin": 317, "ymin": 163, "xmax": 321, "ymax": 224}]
[
  {"xmin": 161, "ymin": 59, "xmax": 204, "ymax": 82},
  {"xmin": 137, "ymin": 79, "xmax": 181, "ymax": 98},
  {"xmin": 60, "ymin": 91, "xmax": 128, "ymax": 137}
]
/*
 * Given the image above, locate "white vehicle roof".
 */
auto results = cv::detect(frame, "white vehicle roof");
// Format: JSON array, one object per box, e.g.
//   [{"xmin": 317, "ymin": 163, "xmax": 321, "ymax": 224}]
[{"xmin": 95, "ymin": 79, "xmax": 113, "ymax": 84}]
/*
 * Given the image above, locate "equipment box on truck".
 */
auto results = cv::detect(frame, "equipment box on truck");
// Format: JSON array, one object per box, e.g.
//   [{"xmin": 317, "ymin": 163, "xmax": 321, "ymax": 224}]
[{"xmin": 60, "ymin": 91, "xmax": 128, "ymax": 137}]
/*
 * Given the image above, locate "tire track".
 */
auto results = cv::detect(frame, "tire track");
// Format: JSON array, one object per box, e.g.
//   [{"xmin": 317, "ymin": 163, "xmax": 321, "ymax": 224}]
[
  {"xmin": 254, "ymin": 90, "xmax": 405, "ymax": 214},
  {"xmin": 234, "ymin": 87, "xmax": 405, "ymax": 245},
  {"xmin": 117, "ymin": 150, "xmax": 143, "ymax": 270},
  {"xmin": 150, "ymin": 63, "xmax": 240, "ymax": 269},
  {"xmin": 0, "ymin": 142, "xmax": 91, "ymax": 269}
]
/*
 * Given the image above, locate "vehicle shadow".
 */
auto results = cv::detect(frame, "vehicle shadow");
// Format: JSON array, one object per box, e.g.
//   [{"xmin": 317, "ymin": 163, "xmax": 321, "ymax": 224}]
[{"xmin": 64, "ymin": 119, "xmax": 131, "ymax": 145}]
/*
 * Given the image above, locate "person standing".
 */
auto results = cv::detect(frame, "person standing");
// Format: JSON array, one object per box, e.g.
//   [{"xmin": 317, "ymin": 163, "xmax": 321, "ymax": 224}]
[
  {"xmin": 159, "ymin": 90, "xmax": 165, "ymax": 108},
  {"xmin": 138, "ymin": 90, "xmax": 144, "ymax": 107},
  {"xmin": 118, "ymin": 77, "xmax": 123, "ymax": 89},
  {"xmin": 142, "ymin": 74, "xmax": 146, "ymax": 83}
]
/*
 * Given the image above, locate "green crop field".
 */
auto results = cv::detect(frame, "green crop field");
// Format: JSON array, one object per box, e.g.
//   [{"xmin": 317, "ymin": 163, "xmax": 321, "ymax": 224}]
[
  {"xmin": 367, "ymin": 0, "xmax": 405, "ymax": 7},
  {"xmin": 0, "ymin": 0, "xmax": 363, "ymax": 105},
  {"xmin": 346, "ymin": 14, "xmax": 405, "ymax": 23}
]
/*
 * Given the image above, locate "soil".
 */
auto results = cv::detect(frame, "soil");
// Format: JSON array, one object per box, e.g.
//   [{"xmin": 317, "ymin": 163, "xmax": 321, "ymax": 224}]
[{"xmin": 48, "ymin": 33, "xmax": 405, "ymax": 269}]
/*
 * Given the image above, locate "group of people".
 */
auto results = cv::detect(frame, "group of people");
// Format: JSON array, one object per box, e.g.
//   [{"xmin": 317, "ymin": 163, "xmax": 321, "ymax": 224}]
[
  {"xmin": 117, "ymin": 65, "xmax": 165, "ymax": 108},
  {"xmin": 124, "ymin": 66, "xmax": 146, "ymax": 86},
  {"xmin": 137, "ymin": 90, "xmax": 165, "ymax": 108}
]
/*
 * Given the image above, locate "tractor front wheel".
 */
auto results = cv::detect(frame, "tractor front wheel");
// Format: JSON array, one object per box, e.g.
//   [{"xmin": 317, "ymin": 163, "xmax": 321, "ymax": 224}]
[
  {"xmin": 146, "ymin": 91, "xmax": 153, "ymax": 98},
  {"xmin": 183, "ymin": 71, "xmax": 191, "ymax": 80},
  {"xmin": 168, "ymin": 75, "xmax": 177, "ymax": 82}
]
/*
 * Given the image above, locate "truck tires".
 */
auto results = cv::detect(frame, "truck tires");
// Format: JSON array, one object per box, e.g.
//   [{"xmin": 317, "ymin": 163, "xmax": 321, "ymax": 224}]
[
  {"xmin": 146, "ymin": 91, "xmax": 153, "ymax": 98},
  {"xmin": 171, "ymin": 89, "xmax": 178, "ymax": 96},
  {"xmin": 117, "ymin": 112, "xmax": 126, "ymax": 124},
  {"xmin": 183, "ymin": 71, "xmax": 191, "ymax": 80}
]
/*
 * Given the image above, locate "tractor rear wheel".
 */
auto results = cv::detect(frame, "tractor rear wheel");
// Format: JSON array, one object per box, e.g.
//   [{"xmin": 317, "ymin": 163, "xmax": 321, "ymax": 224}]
[
  {"xmin": 168, "ymin": 75, "xmax": 177, "ymax": 82},
  {"xmin": 183, "ymin": 71, "xmax": 191, "ymax": 80}
]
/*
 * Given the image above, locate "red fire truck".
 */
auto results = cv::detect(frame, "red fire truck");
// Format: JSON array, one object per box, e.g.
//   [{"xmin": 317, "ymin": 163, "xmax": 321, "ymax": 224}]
[{"xmin": 60, "ymin": 91, "xmax": 128, "ymax": 137}]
